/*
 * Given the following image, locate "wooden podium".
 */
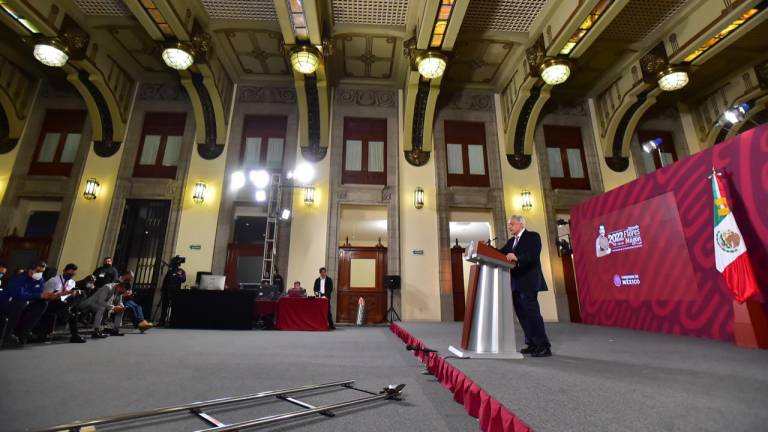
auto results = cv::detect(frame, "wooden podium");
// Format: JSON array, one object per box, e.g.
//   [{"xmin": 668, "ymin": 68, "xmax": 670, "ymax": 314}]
[{"xmin": 449, "ymin": 241, "xmax": 523, "ymax": 359}]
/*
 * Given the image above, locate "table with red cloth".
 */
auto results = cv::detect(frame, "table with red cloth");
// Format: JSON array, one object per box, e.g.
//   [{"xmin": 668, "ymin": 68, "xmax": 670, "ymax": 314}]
[
  {"xmin": 254, "ymin": 299, "xmax": 277, "ymax": 317},
  {"xmin": 274, "ymin": 297, "xmax": 329, "ymax": 331}
]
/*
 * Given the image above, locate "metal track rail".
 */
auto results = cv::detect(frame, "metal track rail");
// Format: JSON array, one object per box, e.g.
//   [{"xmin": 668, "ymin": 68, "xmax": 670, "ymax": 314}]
[{"xmin": 32, "ymin": 381, "xmax": 405, "ymax": 432}]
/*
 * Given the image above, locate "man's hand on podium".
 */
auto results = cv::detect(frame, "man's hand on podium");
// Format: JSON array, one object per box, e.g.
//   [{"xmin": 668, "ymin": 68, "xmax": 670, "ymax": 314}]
[{"xmin": 506, "ymin": 253, "xmax": 518, "ymax": 263}]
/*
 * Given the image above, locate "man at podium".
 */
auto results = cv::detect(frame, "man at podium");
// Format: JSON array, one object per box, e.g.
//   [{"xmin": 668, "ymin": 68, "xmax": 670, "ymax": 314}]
[{"xmin": 498, "ymin": 215, "xmax": 552, "ymax": 357}]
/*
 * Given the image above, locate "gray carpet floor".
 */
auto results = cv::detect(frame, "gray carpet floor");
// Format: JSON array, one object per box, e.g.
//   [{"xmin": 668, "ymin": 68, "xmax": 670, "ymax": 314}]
[
  {"xmin": 398, "ymin": 321, "xmax": 768, "ymax": 432},
  {"xmin": 0, "ymin": 327, "xmax": 478, "ymax": 432}
]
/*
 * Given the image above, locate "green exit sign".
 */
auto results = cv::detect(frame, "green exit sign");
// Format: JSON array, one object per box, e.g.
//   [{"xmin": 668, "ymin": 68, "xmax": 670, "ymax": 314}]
[{"xmin": 189, "ymin": 244, "xmax": 202, "ymax": 250}]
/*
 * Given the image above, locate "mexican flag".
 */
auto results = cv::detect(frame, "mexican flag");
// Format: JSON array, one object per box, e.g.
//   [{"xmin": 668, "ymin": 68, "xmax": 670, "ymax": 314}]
[{"xmin": 712, "ymin": 170, "xmax": 759, "ymax": 303}]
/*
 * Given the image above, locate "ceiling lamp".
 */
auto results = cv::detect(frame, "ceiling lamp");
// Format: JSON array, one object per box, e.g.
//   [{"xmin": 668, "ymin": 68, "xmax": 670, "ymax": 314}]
[
  {"xmin": 415, "ymin": 51, "xmax": 448, "ymax": 80},
  {"xmin": 539, "ymin": 58, "xmax": 571, "ymax": 85},
  {"xmin": 289, "ymin": 45, "xmax": 321, "ymax": 75},
  {"xmin": 33, "ymin": 39, "xmax": 69, "ymax": 67},
  {"xmin": 162, "ymin": 42, "xmax": 194, "ymax": 70},
  {"xmin": 657, "ymin": 66, "xmax": 689, "ymax": 91}
]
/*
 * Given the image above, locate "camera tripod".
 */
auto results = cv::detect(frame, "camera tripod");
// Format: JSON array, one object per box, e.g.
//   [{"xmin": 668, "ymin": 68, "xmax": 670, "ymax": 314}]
[{"xmin": 386, "ymin": 286, "xmax": 400, "ymax": 322}]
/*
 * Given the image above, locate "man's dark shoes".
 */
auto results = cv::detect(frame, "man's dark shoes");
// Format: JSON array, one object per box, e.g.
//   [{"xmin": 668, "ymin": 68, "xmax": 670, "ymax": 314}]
[
  {"xmin": 91, "ymin": 330, "xmax": 108, "ymax": 339},
  {"xmin": 520, "ymin": 345, "xmax": 536, "ymax": 354},
  {"xmin": 531, "ymin": 347, "xmax": 552, "ymax": 357},
  {"xmin": 70, "ymin": 335, "xmax": 87, "ymax": 343},
  {"xmin": 108, "ymin": 329, "xmax": 125, "ymax": 336}
]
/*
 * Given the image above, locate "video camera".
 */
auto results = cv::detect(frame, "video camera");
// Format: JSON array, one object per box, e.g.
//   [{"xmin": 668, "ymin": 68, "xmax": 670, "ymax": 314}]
[{"xmin": 170, "ymin": 255, "xmax": 186, "ymax": 268}]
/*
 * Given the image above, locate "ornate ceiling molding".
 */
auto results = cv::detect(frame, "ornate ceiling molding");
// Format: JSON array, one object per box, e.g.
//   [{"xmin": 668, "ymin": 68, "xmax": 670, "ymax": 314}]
[
  {"xmin": 0, "ymin": 54, "xmax": 37, "ymax": 154},
  {"xmin": 138, "ymin": 83, "xmax": 189, "ymax": 101},
  {"xmin": 336, "ymin": 88, "xmax": 396, "ymax": 107},
  {"xmin": 237, "ymin": 86, "xmax": 296, "ymax": 104}
]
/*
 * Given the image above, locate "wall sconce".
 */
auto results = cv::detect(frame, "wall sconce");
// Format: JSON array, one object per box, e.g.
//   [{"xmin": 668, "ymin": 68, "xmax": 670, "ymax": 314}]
[
  {"xmin": 414, "ymin": 187, "xmax": 425, "ymax": 209},
  {"xmin": 192, "ymin": 182, "xmax": 206, "ymax": 204},
  {"xmin": 521, "ymin": 190, "xmax": 533, "ymax": 211},
  {"xmin": 303, "ymin": 186, "xmax": 315, "ymax": 205},
  {"xmin": 83, "ymin": 178, "xmax": 99, "ymax": 200}
]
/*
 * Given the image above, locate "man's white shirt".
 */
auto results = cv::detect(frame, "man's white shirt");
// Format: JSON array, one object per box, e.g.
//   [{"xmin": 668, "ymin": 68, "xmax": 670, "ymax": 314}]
[
  {"xmin": 319, "ymin": 277, "xmax": 326, "ymax": 295},
  {"xmin": 43, "ymin": 275, "xmax": 76, "ymax": 301}
]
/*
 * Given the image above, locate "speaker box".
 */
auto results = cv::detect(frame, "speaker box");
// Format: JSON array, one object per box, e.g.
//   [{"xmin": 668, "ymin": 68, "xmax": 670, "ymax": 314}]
[{"xmin": 384, "ymin": 275, "xmax": 401, "ymax": 290}]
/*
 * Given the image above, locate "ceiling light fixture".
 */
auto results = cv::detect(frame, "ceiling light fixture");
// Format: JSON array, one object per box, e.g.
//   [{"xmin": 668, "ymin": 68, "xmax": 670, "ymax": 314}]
[
  {"xmin": 289, "ymin": 45, "xmax": 321, "ymax": 75},
  {"xmin": 162, "ymin": 42, "xmax": 195, "ymax": 70},
  {"xmin": 657, "ymin": 66, "xmax": 689, "ymax": 91},
  {"xmin": 416, "ymin": 51, "xmax": 448, "ymax": 80},
  {"xmin": 539, "ymin": 58, "xmax": 571, "ymax": 85},
  {"xmin": 33, "ymin": 39, "xmax": 69, "ymax": 67}
]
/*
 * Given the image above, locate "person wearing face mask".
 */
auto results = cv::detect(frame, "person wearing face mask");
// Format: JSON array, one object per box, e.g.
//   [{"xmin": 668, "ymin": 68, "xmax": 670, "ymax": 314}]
[
  {"xmin": 31, "ymin": 263, "xmax": 87, "ymax": 343},
  {"xmin": 92, "ymin": 257, "xmax": 119, "ymax": 288},
  {"xmin": 0, "ymin": 261, "xmax": 63, "ymax": 347},
  {"xmin": 76, "ymin": 281, "xmax": 128, "ymax": 338}
]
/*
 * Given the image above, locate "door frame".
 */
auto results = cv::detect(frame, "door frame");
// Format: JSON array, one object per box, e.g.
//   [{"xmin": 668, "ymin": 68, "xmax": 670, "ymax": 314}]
[
  {"xmin": 337, "ymin": 245, "xmax": 387, "ymax": 323},
  {"xmin": 225, "ymin": 242, "xmax": 265, "ymax": 289}
]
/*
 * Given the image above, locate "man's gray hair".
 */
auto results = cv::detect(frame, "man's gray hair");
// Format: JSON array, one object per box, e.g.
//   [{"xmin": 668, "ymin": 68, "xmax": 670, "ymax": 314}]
[{"xmin": 508, "ymin": 215, "xmax": 526, "ymax": 226}]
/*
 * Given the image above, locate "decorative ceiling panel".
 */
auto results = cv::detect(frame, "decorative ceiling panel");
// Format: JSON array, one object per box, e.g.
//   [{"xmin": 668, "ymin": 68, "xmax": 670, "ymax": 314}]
[
  {"xmin": 332, "ymin": 0, "xmax": 408, "ymax": 26},
  {"xmin": 446, "ymin": 39, "xmax": 515, "ymax": 83},
  {"xmin": 202, "ymin": 0, "xmax": 277, "ymax": 21},
  {"xmin": 462, "ymin": 0, "xmax": 548, "ymax": 33},
  {"xmin": 104, "ymin": 26, "xmax": 165, "ymax": 73},
  {"xmin": 334, "ymin": 34, "xmax": 397, "ymax": 79},
  {"xmin": 601, "ymin": 0, "xmax": 691, "ymax": 43},
  {"xmin": 220, "ymin": 29, "xmax": 288, "ymax": 75},
  {"xmin": 72, "ymin": 0, "xmax": 130, "ymax": 16}
]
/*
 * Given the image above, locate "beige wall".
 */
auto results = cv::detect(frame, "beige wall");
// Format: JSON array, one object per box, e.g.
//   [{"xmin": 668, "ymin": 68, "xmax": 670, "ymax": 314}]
[
  {"xmin": 494, "ymin": 95, "xmax": 558, "ymax": 321},
  {"xmin": 0, "ymin": 146, "xmax": 20, "ymax": 205},
  {"xmin": 58, "ymin": 144, "xmax": 128, "ymax": 270},
  {"xmin": 399, "ymin": 150, "xmax": 441, "ymax": 320},
  {"xmin": 286, "ymin": 149, "xmax": 331, "ymax": 290},
  {"xmin": 173, "ymin": 148, "xmax": 228, "ymax": 283},
  {"xmin": 399, "ymin": 87, "xmax": 441, "ymax": 319},
  {"xmin": 587, "ymin": 99, "xmax": 638, "ymax": 191}
]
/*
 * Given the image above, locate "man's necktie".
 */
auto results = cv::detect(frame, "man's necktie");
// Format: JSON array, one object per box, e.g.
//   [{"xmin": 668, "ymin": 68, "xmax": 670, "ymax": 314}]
[{"xmin": 512, "ymin": 235, "xmax": 519, "ymax": 250}]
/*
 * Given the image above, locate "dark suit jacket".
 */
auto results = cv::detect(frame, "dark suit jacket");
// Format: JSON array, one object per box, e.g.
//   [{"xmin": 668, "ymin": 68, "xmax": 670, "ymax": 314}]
[
  {"xmin": 498, "ymin": 230, "xmax": 548, "ymax": 293},
  {"xmin": 313, "ymin": 276, "xmax": 334, "ymax": 298}
]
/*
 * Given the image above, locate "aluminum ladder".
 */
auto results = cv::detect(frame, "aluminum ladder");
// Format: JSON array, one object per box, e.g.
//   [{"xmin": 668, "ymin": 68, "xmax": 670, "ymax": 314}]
[
  {"xmin": 261, "ymin": 172, "xmax": 282, "ymax": 284},
  {"xmin": 32, "ymin": 380, "xmax": 406, "ymax": 431}
]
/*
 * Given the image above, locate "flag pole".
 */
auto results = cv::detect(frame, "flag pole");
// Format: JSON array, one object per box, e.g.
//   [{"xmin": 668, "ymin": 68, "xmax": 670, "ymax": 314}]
[{"xmin": 710, "ymin": 166, "xmax": 768, "ymax": 348}]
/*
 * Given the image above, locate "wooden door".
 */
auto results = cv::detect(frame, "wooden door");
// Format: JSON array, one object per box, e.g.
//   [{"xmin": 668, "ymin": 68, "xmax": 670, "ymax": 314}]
[
  {"xmin": 337, "ymin": 246, "xmax": 387, "ymax": 323},
  {"xmin": 561, "ymin": 253, "xmax": 582, "ymax": 323},
  {"xmin": 225, "ymin": 243, "xmax": 264, "ymax": 289},
  {"xmin": 450, "ymin": 243, "xmax": 466, "ymax": 321},
  {"xmin": 0, "ymin": 235, "xmax": 52, "ymax": 272}
]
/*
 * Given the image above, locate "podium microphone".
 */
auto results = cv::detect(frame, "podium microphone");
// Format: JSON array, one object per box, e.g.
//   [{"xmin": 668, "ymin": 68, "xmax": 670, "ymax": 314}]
[
  {"xmin": 406, "ymin": 344, "xmax": 437, "ymax": 354},
  {"xmin": 487, "ymin": 237, "xmax": 498, "ymax": 245}
]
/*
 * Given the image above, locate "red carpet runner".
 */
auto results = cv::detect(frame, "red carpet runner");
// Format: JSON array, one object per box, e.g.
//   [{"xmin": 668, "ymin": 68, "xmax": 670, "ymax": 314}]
[{"xmin": 389, "ymin": 323, "xmax": 532, "ymax": 432}]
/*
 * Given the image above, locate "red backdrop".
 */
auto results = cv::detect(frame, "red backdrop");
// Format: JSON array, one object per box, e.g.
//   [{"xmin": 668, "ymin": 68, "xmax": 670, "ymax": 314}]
[{"xmin": 571, "ymin": 125, "xmax": 768, "ymax": 342}]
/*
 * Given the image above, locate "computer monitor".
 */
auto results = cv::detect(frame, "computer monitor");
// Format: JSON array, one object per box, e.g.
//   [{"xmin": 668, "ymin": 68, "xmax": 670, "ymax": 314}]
[
  {"xmin": 196, "ymin": 271, "xmax": 213, "ymax": 286},
  {"xmin": 199, "ymin": 275, "xmax": 226, "ymax": 291}
]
